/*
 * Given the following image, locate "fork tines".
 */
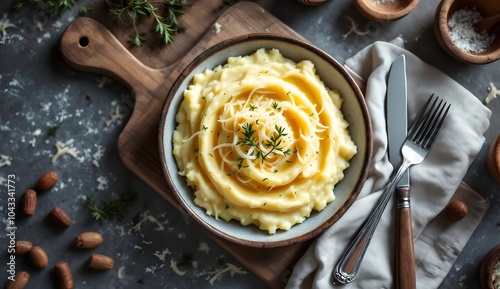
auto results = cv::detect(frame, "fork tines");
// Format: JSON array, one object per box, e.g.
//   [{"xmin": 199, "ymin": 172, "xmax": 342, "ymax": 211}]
[{"xmin": 408, "ymin": 94, "xmax": 451, "ymax": 149}]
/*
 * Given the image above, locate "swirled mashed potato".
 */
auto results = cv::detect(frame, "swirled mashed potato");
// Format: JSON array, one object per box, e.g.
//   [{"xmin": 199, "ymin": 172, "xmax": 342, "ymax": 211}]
[{"xmin": 173, "ymin": 48, "xmax": 356, "ymax": 234}]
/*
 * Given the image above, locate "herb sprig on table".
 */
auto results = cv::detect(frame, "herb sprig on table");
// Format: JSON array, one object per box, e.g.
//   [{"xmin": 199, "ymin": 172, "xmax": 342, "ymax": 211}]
[
  {"xmin": 105, "ymin": 0, "xmax": 191, "ymax": 47},
  {"xmin": 12, "ymin": 0, "xmax": 192, "ymax": 47},
  {"xmin": 13, "ymin": 0, "xmax": 89, "ymax": 17},
  {"xmin": 87, "ymin": 190, "xmax": 137, "ymax": 223}
]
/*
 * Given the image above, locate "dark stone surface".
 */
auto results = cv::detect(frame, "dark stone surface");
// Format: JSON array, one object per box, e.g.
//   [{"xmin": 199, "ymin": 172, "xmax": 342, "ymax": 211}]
[{"xmin": 0, "ymin": 0, "xmax": 498, "ymax": 288}]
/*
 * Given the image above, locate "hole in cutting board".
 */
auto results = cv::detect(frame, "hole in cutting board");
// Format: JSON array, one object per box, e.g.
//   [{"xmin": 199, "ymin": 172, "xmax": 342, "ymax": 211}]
[{"xmin": 79, "ymin": 36, "xmax": 89, "ymax": 47}]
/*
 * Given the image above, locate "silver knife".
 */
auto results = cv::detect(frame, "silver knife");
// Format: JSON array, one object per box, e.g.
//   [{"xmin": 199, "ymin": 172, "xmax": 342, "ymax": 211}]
[{"xmin": 386, "ymin": 54, "xmax": 416, "ymax": 289}]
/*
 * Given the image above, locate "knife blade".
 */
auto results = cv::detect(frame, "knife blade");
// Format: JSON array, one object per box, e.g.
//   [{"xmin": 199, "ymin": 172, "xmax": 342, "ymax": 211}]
[{"xmin": 386, "ymin": 54, "xmax": 416, "ymax": 289}]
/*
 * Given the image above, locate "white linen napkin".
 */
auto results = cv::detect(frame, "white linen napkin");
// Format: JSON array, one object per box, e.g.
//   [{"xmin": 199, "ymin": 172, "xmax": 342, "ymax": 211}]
[{"xmin": 285, "ymin": 38, "xmax": 491, "ymax": 289}]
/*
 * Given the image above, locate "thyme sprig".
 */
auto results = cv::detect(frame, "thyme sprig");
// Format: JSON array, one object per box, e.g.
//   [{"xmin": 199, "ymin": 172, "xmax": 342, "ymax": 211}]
[
  {"xmin": 87, "ymin": 190, "xmax": 137, "ymax": 223},
  {"xmin": 13, "ymin": 0, "xmax": 88, "ymax": 17},
  {"xmin": 236, "ymin": 123, "xmax": 293, "ymax": 168},
  {"xmin": 105, "ymin": 0, "xmax": 190, "ymax": 47},
  {"xmin": 12, "ymin": 0, "xmax": 190, "ymax": 47}
]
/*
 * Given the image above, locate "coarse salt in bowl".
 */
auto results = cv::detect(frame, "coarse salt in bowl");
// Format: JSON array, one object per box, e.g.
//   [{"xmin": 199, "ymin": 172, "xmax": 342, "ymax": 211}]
[{"xmin": 434, "ymin": 0, "xmax": 500, "ymax": 64}]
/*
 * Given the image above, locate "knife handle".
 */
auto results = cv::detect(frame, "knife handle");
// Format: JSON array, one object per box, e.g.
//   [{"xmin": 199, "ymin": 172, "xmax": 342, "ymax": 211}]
[{"xmin": 395, "ymin": 187, "xmax": 416, "ymax": 289}]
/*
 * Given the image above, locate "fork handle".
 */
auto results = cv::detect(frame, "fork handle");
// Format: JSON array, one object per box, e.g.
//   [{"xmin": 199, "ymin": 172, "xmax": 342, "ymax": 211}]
[
  {"xmin": 334, "ymin": 160, "xmax": 411, "ymax": 284},
  {"xmin": 395, "ymin": 186, "xmax": 416, "ymax": 289}
]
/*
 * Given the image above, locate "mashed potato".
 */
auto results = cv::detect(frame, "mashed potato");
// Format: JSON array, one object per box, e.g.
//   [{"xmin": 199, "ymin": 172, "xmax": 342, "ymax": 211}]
[{"xmin": 173, "ymin": 48, "xmax": 356, "ymax": 234}]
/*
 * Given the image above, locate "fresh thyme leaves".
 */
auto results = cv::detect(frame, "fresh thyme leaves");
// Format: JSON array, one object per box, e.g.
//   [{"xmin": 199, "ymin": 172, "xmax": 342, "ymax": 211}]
[
  {"xmin": 272, "ymin": 101, "xmax": 282, "ymax": 111},
  {"xmin": 238, "ymin": 123, "xmax": 258, "ymax": 147},
  {"xmin": 105, "ymin": 0, "xmax": 191, "ymax": 47},
  {"xmin": 236, "ymin": 157, "xmax": 247, "ymax": 170},
  {"xmin": 265, "ymin": 125, "xmax": 293, "ymax": 160},
  {"xmin": 236, "ymin": 123, "xmax": 292, "ymax": 166},
  {"xmin": 129, "ymin": 32, "xmax": 146, "ymax": 47},
  {"xmin": 13, "ymin": 0, "xmax": 89, "ymax": 17},
  {"xmin": 47, "ymin": 126, "xmax": 59, "ymax": 137},
  {"xmin": 87, "ymin": 190, "xmax": 137, "ymax": 223},
  {"xmin": 13, "ymin": 0, "xmax": 188, "ymax": 46}
]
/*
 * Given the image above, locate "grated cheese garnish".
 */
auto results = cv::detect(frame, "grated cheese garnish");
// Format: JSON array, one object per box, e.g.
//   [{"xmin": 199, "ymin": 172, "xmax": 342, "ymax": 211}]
[
  {"xmin": 117, "ymin": 266, "xmax": 125, "ymax": 279},
  {"xmin": 198, "ymin": 242, "xmax": 210, "ymax": 254},
  {"xmin": 342, "ymin": 16, "xmax": 370, "ymax": 39},
  {"xmin": 106, "ymin": 104, "xmax": 125, "ymax": 126},
  {"xmin": 51, "ymin": 139, "xmax": 78, "ymax": 163},
  {"xmin": 153, "ymin": 247, "xmax": 171, "ymax": 261},
  {"xmin": 0, "ymin": 155, "xmax": 12, "ymax": 167},
  {"xmin": 170, "ymin": 259, "xmax": 187, "ymax": 276},
  {"xmin": 485, "ymin": 82, "xmax": 499, "ymax": 104},
  {"xmin": 207, "ymin": 263, "xmax": 247, "ymax": 285},
  {"xmin": 96, "ymin": 176, "xmax": 108, "ymax": 191},
  {"xmin": 214, "ymin": 22, "xmax": 222, "ymax": 34},
  {"xmin": 97, "ymin": 76, "xmax": 112, "ymax": 89}
]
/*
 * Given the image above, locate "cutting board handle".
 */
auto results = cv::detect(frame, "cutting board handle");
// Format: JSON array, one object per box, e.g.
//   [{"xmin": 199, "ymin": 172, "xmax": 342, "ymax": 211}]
[{"xmin": 60, "ymin": 17, "xmax": 164, "ymax": 92}]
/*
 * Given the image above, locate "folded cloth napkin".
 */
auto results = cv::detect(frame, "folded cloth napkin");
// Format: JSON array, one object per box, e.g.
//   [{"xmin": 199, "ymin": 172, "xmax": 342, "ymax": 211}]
[{"xmin": 285, "ymin": 38, "xmax": 491, "ymax": 289}]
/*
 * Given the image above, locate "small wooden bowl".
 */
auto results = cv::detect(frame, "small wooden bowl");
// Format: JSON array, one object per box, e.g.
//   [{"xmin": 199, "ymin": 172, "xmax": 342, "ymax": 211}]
[
  {"xmin": 487, "ymin": 134, "xmax": 500, "ymax": 184},
  {"xmin": 355, "ymin": 0, "xmax": 419, "ymax": 22},
  {"xmin": 434, "ymin": 0, "xmax": 500, "ymax": 64},
  {"xmin": 479, "ymin": 244, "xmax": 500, "ymax": 289}
]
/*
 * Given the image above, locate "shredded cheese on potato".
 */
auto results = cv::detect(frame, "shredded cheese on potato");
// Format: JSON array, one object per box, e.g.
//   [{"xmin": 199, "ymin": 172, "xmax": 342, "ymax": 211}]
[{"xmin": 173, "ymin": 48, "xmax": 356, "ymax": 234}]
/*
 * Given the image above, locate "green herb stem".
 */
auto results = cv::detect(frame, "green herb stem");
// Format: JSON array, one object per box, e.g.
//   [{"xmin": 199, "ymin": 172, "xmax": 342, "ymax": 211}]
[{"xmin": 87, "ymin": 190, "xmax": 137, "ymax": 223}]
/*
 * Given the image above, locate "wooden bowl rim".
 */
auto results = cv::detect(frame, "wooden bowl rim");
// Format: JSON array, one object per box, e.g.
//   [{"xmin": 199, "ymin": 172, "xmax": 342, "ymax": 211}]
[
  {"xmin": 355, "ymin": 0, "xmax": 420, "ymax": 21},
  {"xmin": 486, "ymin": 134, "xmax": 500, "ymax": 184},
  {"xmin": 480, "ymin": 244, "xmax": 500, "ymax": 289}
]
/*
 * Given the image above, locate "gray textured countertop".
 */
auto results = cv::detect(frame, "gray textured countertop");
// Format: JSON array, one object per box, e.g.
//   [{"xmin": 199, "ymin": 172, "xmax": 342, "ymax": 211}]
[{"xmin": 1, "ymin": 0, "xmax": 499, "ymax": 288}]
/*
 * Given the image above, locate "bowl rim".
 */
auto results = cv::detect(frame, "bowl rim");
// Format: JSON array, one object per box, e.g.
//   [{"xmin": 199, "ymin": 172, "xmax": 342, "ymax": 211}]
[
  {"xmin": 479, "ymin": 244, "xmax": 500, "ymax": 289},
  {"xmin": 355, "ymin": 0, "xmax": 420, "ymax": 22},
  {"xmin": 158, "ymin": 33, "xmax": 373, "ymax": 248}
]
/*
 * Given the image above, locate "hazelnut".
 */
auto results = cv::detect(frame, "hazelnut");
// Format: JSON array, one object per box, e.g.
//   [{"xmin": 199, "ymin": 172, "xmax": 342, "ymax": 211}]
[
  {"xmin": 15, "ymin": 240, "xmax": 32, "ymax": 255},
  {"xmin": 54, "ymin": 261, "xmax": 74, "ymax": 289},
  {"xmin": 21, "ymin": 189, "xmax": 37, "ymax": 216},
  {"xmin": 36, "ymin": 171, "xmax": 58, "ymax": 191},
  {"xmin": 5, "ymin": 271, "xmax": 29, "ymax": 289},
  {"xmin": 29, "ymin": 246, "xmax": 48, "ymax": 269},
  {"xmin": 49, "ymin": 207, "xmax": 72, "ymax": 228},
  {"xmin": 445, "ymin": 200, "xmax": 468, "ymax": 222},
  {"xmin": 75, "ymin": 232, "xmax": 103, "ymax": 249},
  {"xmin": 88, "ymin": 254, "xmax": 114, "ymax": 271}
]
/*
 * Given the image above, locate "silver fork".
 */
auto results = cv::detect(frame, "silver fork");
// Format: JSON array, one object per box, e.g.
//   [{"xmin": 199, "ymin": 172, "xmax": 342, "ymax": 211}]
[{"xmin": 334, "ymin": 94, "xmax": 451, "ymax": 284}]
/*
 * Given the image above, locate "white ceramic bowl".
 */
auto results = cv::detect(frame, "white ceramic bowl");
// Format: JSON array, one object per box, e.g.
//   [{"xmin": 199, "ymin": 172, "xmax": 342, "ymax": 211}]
[{"xmin": 159, "ymin": 34, "xmax": 373, "ymax": 248}]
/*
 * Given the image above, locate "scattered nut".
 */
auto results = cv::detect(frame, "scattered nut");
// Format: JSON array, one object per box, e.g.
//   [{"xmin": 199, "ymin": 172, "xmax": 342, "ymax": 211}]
[
  {"xmin": 36, "ymin": 171, "xmax": 58, "ymax": 191},
  {"xmin": 15, "ymin": 240, "xmax": 33, "ymax": 255},
  {"xmin": 29, "ymin": 246, "xmax": 48, "ymax": 269},
  {"xmin": 88, "ymin": 254, "xmax": 114, "ymax": 271},
  {"xmin": 21, "ymin": 189, "xmax": 37, "ymax": 216},
  {"xmin": 487, "ymin": 134, "xmax": 500, "ymax": 184},
  {"xmin": 76, "ymin": 232, "xmax": 103, "ymax": 249},
  {"xmin": 5, "ymin": 271, "xmax": 29, "ymax": 289},
  {"xmin": 54, "ymin": 261, "xmax": 74, "ymax": 289},
  {"xmin": 49, "ymin": 207, "xmax": 72, "ymax": 228},
  {"xmin": 446, "ymin": 200, "xmax": 468, "ymax": 221}
]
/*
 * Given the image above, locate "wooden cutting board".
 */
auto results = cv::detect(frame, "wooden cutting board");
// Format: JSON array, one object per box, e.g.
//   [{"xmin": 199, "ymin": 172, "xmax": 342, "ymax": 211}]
[{"xmin": 60, "ymin": 2, "xmax": 315, "ymax": 288}]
